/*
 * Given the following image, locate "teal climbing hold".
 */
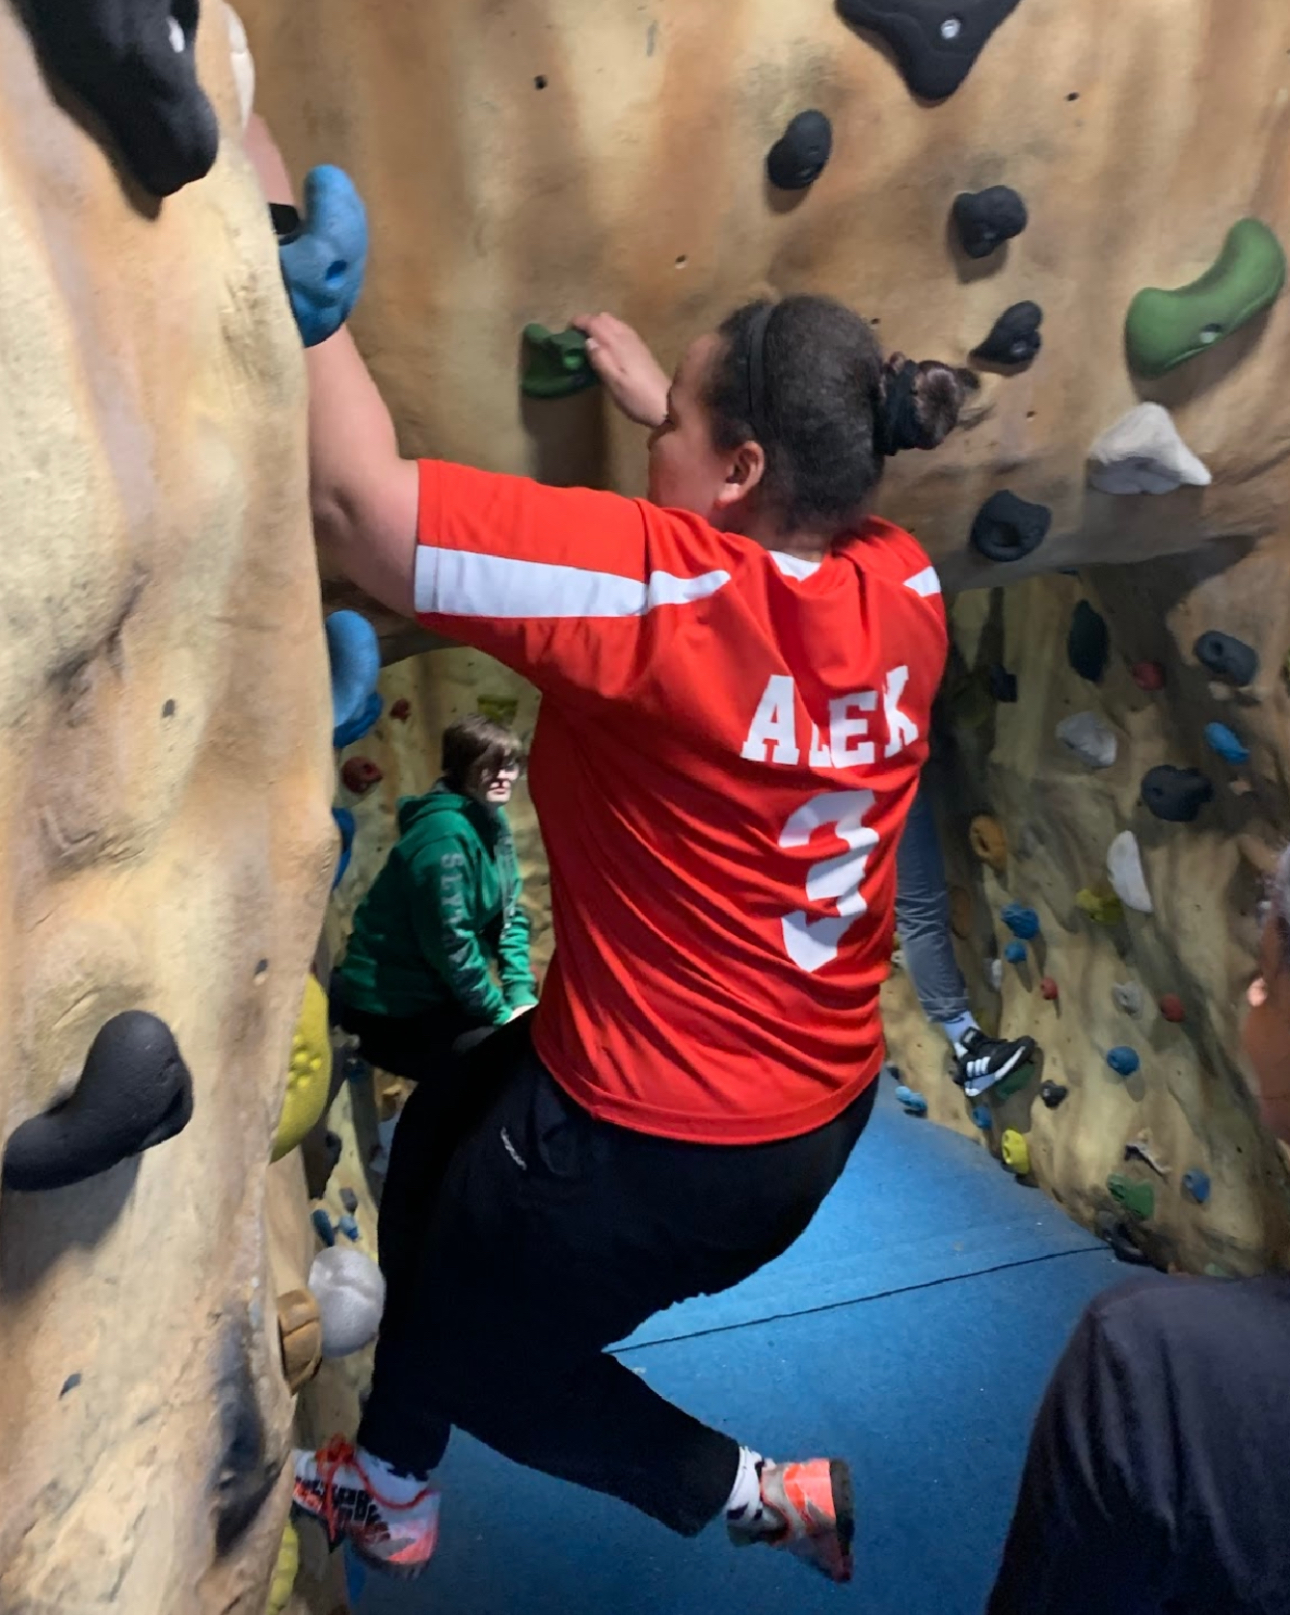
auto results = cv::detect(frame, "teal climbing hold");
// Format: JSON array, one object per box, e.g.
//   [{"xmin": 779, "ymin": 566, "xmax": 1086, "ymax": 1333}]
[
  {"xmin": 971, "ymin": 1104, "xmax": 993, "ymax": 1130},
  {"xmin": 1183, "ymin": 1169, "xmax": 1211, "ymax": 1205},
  {"xmin": 1106, "ymin": 1046, "xmax": 1140, "ymax": 1078},
  {"xmin": 1107, "ymin": 1173, "xmax": 1155, "ymax": 1221},
  {"xmin": 1204, "ymin": 722, "xmax": 1250, "ymax": 766},
  {"xmin": 278, "ymin": 167, "xmax": 369, "ymax": 349},
  {"xmin": 521, "ymin": 324, "xmax": 600, "ymax": 399},
  {"xmin": 1126, "ymin": 219, "xmax": 1287, "ymax": 377},
  {"xmin": 895, "ymin": 1085, "xmax": 929, "ymax": 1116}
]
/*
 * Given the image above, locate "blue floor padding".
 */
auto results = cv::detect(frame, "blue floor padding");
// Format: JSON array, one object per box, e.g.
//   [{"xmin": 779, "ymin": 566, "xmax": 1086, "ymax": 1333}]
[{"xmin": 354, "ymin": 1082, "xmax": 1139, "ymax": 1615}]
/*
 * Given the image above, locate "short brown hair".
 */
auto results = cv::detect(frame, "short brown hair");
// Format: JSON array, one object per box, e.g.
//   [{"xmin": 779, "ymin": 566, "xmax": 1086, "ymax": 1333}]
[{"xmin": 442, "ymin": 713, "xmax": 520, "ymax": 794}]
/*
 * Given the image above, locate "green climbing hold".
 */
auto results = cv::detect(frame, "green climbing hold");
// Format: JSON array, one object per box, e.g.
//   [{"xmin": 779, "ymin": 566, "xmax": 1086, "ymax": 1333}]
[
  {"xmin": 1107, "ymin": 1173, "xmax": 1154, "ymax": 1221},
  {"xmin": 1126, "ymin": 219, "xmax": 1287, "ymax": 377},
  {"xmin": 992, "ymin": 1058, "xmax": 1036, "ymax": 1102},
  {"xmin": 521, "ymin": 324, "xmax": 600, "ymax": 399}
]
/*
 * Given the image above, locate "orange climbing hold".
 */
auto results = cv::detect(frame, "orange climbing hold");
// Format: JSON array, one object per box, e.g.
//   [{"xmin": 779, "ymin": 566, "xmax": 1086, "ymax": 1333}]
[
  {"xmin": 1159, "ymin": 993, "xmax": 1186, "ymax": 1024},
  {"xmin": 341, "ymin": 757, "xmax": 383, "ymax": 795},
  {"xmin": 1040, "ymin": 977, "xmax": 1059, "ymax": 1001},
  {"xmin": 970, "ymin": 815, "xmax": 1008, "ymax": 873}
]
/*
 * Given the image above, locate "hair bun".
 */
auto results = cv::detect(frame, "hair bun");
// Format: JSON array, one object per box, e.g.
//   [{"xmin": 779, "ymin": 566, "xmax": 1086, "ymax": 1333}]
[{"xmin": 877, "ymin": 353, "xmax": 978, "ymax": 456}]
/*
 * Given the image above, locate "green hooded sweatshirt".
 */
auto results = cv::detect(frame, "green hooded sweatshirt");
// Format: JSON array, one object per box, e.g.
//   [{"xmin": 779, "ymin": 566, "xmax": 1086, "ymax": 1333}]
[{"xmin": 335, "ymin": 783, "xmax": 537, "ymax": 1024}]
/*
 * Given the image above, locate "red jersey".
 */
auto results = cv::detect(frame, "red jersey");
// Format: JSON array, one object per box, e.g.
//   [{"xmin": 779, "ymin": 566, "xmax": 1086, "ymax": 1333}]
[{"xmin": 414, "ymin": 459, "xmax": 947, "ymax": 1145}]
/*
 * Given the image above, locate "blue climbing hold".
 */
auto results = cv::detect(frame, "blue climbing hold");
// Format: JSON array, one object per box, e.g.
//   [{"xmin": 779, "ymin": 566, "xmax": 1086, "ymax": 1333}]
[
  {"xmin": 338, "ymin": 1213, "xmax": 361, "ymax": 1241},
  {"xmin": 1002, "ymin": 903, "xmax": 1040, "ymax": 941},
  {"xmin": 1106, "ymin": 1046, "xmax": 1141, "ymax": 1078},
  {"xmin": 1183, "ymin": 1169, "xmax": 1211, "ymax": 1205},
  {"xmin": 326, "ymin": 610, "xmax": 381, "ymax": 735},
  {"xmin": 279, "ymin": 166, "xmax": 369, "ymax": 348},
  {"xmin": 1204, "ymin": 722, "xmax": 1250, "ymax": 766},
  {"xmin": 895, "ymin": 1085, "xmax": 929, "ymax": 1116},
  {"xmin": 333, "ymin": 690, "xmax": 383, "ymax": 749},
  {"xmin": 971, "ymin": 1105, "xmax": 993, "ymax": 1131},
  {"xmin": 311, "ymin": 1208, "xmax": 336, "ymax": 1247},
  {"xmin": 332, "ymin": 807, "xmax": 355, "ymax": 890},
  {"xmin": 1004, "ymin": 940, "xmax": 1028, "ymax": 964},
  {"xmin": 343, "ymin": 1052, "xmax": 371, "ymax": 1086}
]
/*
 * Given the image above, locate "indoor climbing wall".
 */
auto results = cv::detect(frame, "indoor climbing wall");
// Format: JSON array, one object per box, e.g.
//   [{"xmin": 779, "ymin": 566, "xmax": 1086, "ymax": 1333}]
[
  {"xmin": 240, "ymin": 0, "xmax": 1290, "ymax": 1269},
  {"xmin": 0, "ymin": 3, "xmax": 335, "ymax": 1612}
]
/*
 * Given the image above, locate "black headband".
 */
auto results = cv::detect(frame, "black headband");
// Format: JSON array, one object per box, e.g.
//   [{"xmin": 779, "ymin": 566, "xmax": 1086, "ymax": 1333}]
[
  {"xmin": 875, "ymin": 361, "xmax": 921, "ymax": 459},
  {"xmin": 746, "ymin": 304, "xmax": 775, "ymax": 433}
]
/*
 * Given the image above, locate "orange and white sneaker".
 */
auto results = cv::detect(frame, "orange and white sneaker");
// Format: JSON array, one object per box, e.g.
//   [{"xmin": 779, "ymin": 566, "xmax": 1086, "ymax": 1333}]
[
  {"xmin": 728, "ymin": 1457, "xmax": 855, "ymax": 1584},
  {"xmin": 292, "ymin": 1436, "xmax": 440, "ymax": 1579}
]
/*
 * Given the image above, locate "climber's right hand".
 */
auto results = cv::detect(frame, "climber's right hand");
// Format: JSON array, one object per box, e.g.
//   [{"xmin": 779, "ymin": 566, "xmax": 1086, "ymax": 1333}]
[{"xmin": 571, "ymin": 313, "xmax": 670, "ymax": 429}]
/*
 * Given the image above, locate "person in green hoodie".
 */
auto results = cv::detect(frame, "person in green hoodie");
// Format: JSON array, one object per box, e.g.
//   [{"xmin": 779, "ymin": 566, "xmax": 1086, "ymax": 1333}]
[{"xmin": 332, "ymin": 714, "xmax": 538, "ymax": 1082}]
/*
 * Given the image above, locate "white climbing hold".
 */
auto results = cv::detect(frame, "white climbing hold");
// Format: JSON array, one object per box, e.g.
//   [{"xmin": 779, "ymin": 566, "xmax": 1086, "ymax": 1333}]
[
  {"xmin": 1107, "ymin": 830, "xmax": 1153, "ymax": 915},
  {"xmin": 224, "ymin": 2, "xmax": 257, "ymax": 129},
  {"xmin": 308, "ymin": 1246, "xmax": 386, "ymax": 1358},
  {"xmin": 1056, "ymin": 711, "xmax": 1117, "ymax": 769},
  {"xmin": 1087, "ymin": 403, "xmax": 1212, "ymax": 496},
  {"xmin": 988, "ymin": 958, "xmax": 1004, "ymax": 991},
  {"xmin": 1113, "ymin": 981, "xmax": 1144, "ymax": 1017}
]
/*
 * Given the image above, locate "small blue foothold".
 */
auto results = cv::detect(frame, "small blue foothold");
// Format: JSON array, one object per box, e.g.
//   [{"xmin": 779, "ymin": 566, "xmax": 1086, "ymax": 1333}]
[
  {"xmin": 1002, "ymin": 903, "xmax": 1041, "ymax": 941},
  {"xmin": 1106, "ymin": 1046, "xmax": 1141, "ymax": 1077},
  {"xmin": 279, "ymin": 166, "xmax": 369, "ymax": 348},
  {"xmin": 1204, "ymin": 722, "xmax": 1250, "ymax": 766},
  {"xmin": 894, "ymin": 1085, "xmax": 929, "ymax": 1116},
  {"xmin": 338, "ymin": 1213, "xmax": 361, "ymax": 1241},
  {"xmin": 1004, "ymin": 940, "xmax": 1028, "ymax": 964},
  {"xmin": 311, "ymin": 1207, "xmax": 336, "ymax": 1247},
  {"xmin": 1183, "ymin": 1169, "xmax": 1211, "ymax": 1205},
  {"xmin": 326, "ymin": 610, "xmax": 381, "ymax": 736},
  {"xmin": 971, "ymin": 1105, "xmax": 993, "ymax": 1130},
  {"xmin": 60, "ymin": 1373, "xmax": 82, "ymax": 1397},
  {"xmin": 332, "ymin": 807, "xmax": 355, "ymax": 890}
]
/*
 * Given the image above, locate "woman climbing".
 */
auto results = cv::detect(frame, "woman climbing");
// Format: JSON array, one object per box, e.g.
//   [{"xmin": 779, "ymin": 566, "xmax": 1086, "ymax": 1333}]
[
  {"xmin": 331, "ymin": 714, "xmax": 536, "ymax": 1082},
  {"xmin": 248, "ymin": 118, "xmax": 972, "ymax": 1587}
]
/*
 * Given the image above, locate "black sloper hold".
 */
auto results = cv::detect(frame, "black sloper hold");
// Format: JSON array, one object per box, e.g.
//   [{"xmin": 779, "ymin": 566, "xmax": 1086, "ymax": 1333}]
[
  {"xmin": 988, "ymin": 664, "xmax": 1018, "ymax": 702},
  {"xmin": 213, "ymin": 1326, "xmax": 279, "ymax": 1554},
  {"xmin": 970, "ymin": 490, "xmax": 1051, "ymax": 563},
  {"xmin": 971, "ymin": 301, "xmax": 1043, "ymax": 366},
  {"xmin": 767, "ymin": 110, "xmax": 833, "ymax": 190},
  {"xmin": 2, "ymin": 1011, "xmax": 193, "ymax": 1191},
  {"xmin": 1040, "ymin": 1081, "xmax": 1069, "ymax": 1109},
  {"xmin": 836, "ymin": 0, "xmax": 1024, "ymax": 101},
  {"xmin": 1140, "ymin": 765, "xmax": 1215, "ymax": 824},
  {"xmin": 952, "ymin": 186, "xmax": 1028, "ymax": 258},
  {"xmin": 20, "ymin": 0, "xmax": 219, "ymax": 197},
  {"xmin": 1193, "ymin": 630, "xmax": 1258, "ymax": 687},
  {"xmin": 1067, "ymin": 600, "xmax": 1109, "ymax": 683}
]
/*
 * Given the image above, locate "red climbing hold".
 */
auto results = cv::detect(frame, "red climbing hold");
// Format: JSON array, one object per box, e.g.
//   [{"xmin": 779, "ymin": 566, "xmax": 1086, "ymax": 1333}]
[
  {"xmin": 341, "ymin": 757, "xmax": 383, "ymax": 796},
  {"xmin": 1040, "ymin": 977, "xmax": 1060, "ymax": 1001},
  {"xmin": 1159, "ymin": 993, "xmax": 1186, "ymax": 1024},
  {"xmin": 1131, "ymin": 661, "xmax": 1166, "ymax": 691},
  {"xmin": 390, "ymin": 698, "xmax": 411, "ymax": 721}
]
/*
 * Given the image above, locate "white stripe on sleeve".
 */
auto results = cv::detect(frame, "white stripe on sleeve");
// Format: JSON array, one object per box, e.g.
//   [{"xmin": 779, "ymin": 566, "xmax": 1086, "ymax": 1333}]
[
  {"xmin": 415, "ymin": 545, "xmax": 731, "ymax": 620},
  {"xmin": 903, "ymin": 566, "xmax": 942, "ymax": 598}
]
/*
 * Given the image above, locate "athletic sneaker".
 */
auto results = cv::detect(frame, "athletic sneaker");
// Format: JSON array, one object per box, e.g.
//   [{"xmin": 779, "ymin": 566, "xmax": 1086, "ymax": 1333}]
[
  {"xmin": 955, "ymin": 1028, "xmax": 1036, "ymax": 1098},
  {"xmin": 728, "ymin": 1458, "xmax": 855, "ymax": 1583},
  {"xmin": 292, "ymin": 1436, "xmax": 440, "ymax": 1578}
]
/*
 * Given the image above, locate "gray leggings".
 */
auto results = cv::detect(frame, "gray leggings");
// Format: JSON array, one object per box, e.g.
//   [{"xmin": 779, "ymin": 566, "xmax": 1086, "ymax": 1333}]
[{"xmin": 894, "ymin": 782, "xmax": 970, "ymax": 1027}]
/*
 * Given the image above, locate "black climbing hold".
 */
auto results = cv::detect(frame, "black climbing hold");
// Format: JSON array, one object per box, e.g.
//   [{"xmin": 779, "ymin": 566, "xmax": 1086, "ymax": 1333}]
[
  {"xmin": 1067, "ymin": 601, "xmax": 1109, "ymax": 683},
  {"xmin": 20, "ymin": 0, "xmax": 220, "ymax": 197},
  {"xmin": 767, "ymin": 110, "xmax": 834, "ymax": 191},
  {"xmin": 1140, "ymin": 765, "xmax": 1215, "ymax": 824},
  {"xmin": 1040, "ymin": 1081, "xmax": 1068, "ymax": 1109},
  {"xmin": 60, "ymin": 1373, "xmax": 83, "ymax": 1397},
  {"xmin": 952, "ymin": 186, "xmax": 1028, "ymax": 259},
  {"xmin": 971, "ymin": 301, "xmax": 1043, "ymax": 367},
  {"xmin": 836, "ymin": 0, "xmax": 1023, "ymax": 101},
  {"xmin": 1094, "ymin": 1213, "xmax": 1155, "ymax": 1267},
  {"xmin": 340, "ymin": 1185, "xmax": 359, "ymax": 1214},
  {"xmin": 270, "ymin": 202, "xmax": 303, "ymax": 243},
  {"xmin": 970, "ymin": 490, "xmax": 1052, "ymax": 563},
  {"xmin": 988, "ymin": 664, "xmax": 1018, "ymax": 702},
  {"xmin": 213, "ymin": 1328, "xmax": 277, "ymax": 1553},
  {"xmin": 2, "ymin": 1011, "xmax": 193, "ymax": 1192},
  {"xmin": 1193, "ymin": 630, "xmax": 1258, "ymax": 688}
]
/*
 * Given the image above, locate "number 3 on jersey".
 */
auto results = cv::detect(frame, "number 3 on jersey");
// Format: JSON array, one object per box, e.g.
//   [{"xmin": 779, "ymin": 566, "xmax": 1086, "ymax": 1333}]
[{"xmin": 779, "ymin": 790, "xmax": 878, "ymax": 973}]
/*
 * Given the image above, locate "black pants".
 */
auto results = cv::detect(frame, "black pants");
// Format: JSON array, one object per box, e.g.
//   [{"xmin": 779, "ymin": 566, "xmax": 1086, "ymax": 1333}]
[
  {"xmin": 987, "ymin": 1273, "xmax": 1290, "ymax": 1614},
  {"xmin": 331, "ymin": 990, "xmax": 491, "ymax": 1085},
  {"xmin": 358, "ymin": 1022, "xmax": 875, "ymax": 1536}
]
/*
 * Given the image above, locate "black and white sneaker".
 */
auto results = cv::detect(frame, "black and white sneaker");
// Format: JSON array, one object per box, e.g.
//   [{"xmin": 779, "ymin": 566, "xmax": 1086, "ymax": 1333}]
[{"xmin": 955, "ymin": 1028, "xmax": 1036, "ymax": 1098}]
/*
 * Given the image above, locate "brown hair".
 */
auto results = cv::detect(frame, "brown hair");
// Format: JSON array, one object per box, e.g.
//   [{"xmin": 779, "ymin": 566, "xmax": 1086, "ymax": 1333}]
[
  {"xmin": 442, "ymin": 714, "xmax": 520, "ymax": 795},
  {"xmin": 704, "ymin": 295, "xmax": 976, "ymax": 533}
]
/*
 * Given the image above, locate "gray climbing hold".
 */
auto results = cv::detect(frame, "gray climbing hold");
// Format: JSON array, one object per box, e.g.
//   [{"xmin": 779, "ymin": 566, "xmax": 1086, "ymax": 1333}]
[
  {"xmin": 309, "ymin": 1246, "xmax": 387, "ymax": 1357},
  {"xmin": 988, "ymin": 958, "xmax": 1004, "ymax": 991},
  {"xmin": 1124, "ymin": 1131, "xmax": 1169, "ymax": 1178},
  {"xmin": 1113, "ymin": 981, "xmax": 1144, "ymax": 1018},
  {"xmin": 1194, "ymin": 631, "xmax": 1258, "ymax": 687},
  {"xmin": 1056, "ymin": 711, "xmax": 1117, "ymax": 770},
  {"xmin": 1107, "ymin": 831, "xmax": 1152, "ymax": 915},
  {"xmin": 1087, "ymin": 403, "xmax": 1212, "ymax": 496}
]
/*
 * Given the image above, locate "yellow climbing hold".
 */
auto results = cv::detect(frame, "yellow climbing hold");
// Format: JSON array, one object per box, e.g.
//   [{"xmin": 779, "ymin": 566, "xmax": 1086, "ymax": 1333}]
[
  {"xmin": 266, "ymin": 1521, "xmax": 299, "ymax": 1615},
  {"xmin": 1077, "ymin": 886, "xmax": 1125, "ymax": 927},
  {"xmin": 1001, "ymin": 1129, "xmax": 1031, "ymax": 1176},
  {"xmin": 271, "ymin": 973, "xmax": 332, "ymax": 1162}
]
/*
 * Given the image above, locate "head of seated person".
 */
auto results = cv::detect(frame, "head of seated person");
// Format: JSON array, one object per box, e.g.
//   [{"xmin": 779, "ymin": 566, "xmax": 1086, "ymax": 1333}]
[{"xmin": 442, "ymin": 714, "xmax": 521, "ymax": 810}]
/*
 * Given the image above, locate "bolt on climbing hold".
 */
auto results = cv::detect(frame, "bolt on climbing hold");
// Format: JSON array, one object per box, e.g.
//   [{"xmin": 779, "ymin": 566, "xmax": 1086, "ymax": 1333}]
[
  {"xmin": 767, "ymin": 110, "xmax": 833, "ymax": 189},
  {"xmin": 1077, "ymin": 887, "xmax": 1124, "ymax": 927},
  {"xmin": 1107, "ymin": 1173, "xmax": 1155, "ymax": 1221},
  {"xmin": 1040, "ymin": 977, "xmax": 1059, "ymax": 1001},
  {"xmin": 970, "ymin": 489, "xmax": 1052, "ymax": 563},
  {"xmin": 1107, "ymin": 830, "xmax": 1152, "ymax": 915},
  {"xmin": 951, "ymin": 185, "xmax": 1028, "ymax": 259},
  {"xmin": 1002, "ymin": 903, "xmax": 1040, "ymax": 940},
  {"xmin": 1130, "ymin": 660, "xmax": 1167, "ymax": 692},
  {"xmin": 1067, "ymin": 601, "xmax": 1110, "ymax": 683},
  {"xmin": 332, "ymin": 807, "xmax": 355, "ymax": 891},
  {"xmin": 1004, "ymin": 940, "xmax": 1027, "ymax": 964},
  {"xmin": 1106, "ymin": 1046, "xmax": 1141, "ymax": 1078},
  {"xmin": 311, "ymin": 1208, "xmax": 336, "ymax": 1248},
  {"xmin": 1204, "ymin": 722, "xmax": 1250, "ymax": 766},
  {"xmin": 971, "ymin": 302, "xmax": 1043, "ymax": 368},
  {"xmin": 1113, "ymin": 981, "xmax": 1144, "ymax": 1017},
  {"xmin": 988, "ymin": 958, "xmax": 1004, "ymax": 991},
  {"xmin": 988, "ymin": 664, "xmax": 1018, "ymax": 703},
  {"xmin": 341, "ymin": 756, "xmax": 383, "ymax": 796},
  {"xmin": 339, "ymin": 1186, "xmax": 359, "ymax": 1214},
  {"xmin": 1126, "ymin": 219, "xmax": 1287, "ymax": 377},
  {"xmin": 1000, "ymin": 1128, "xmax": 1031, "ymax": 1175},
  {"xmin": 1194, "ymin": 630, "xmax": 1258, "ymax": 688},
  {"xmin": 1040, "ymin": 1080, "xmax": 1067, "ymax": 1108},
  {"xmin": 521, "ymin": 324, "xmax": 600, "ymax": 399},
  {"xmin": 338, "ymin": 1214, "xmax": 361, "ymax": 1242},
  {"xmin": 1125, "ymin": 1132, "xmax": 1169, "ymax": 1178},
  {"xmin": 277, "ymin": 1288, "xmax": 323, "ymax": 1394},
  {"xmin": 273, "ymin": 976, "xmax": 333, "ymax": 1162},
  {"xmin": 333, "ymin": 690, "xmax": 383, "ymax": 750},
  {"xmin": 390, "ymin": 697, "xmax": 412, "ymax": 721},
  {"xmin": 310, "ymin": 1246, "xmax": 387, "ymax": 1357},
  {"xmin": 1087, "ymin": 403, "xmax": 1212, "ymax": 496},
  {"xmin": 267, "ymin": 1522, "xmax": 299, "ymax": 1615},
  {"xmin": 971, "ymin": 1104, "xmax": 994, "ymax": 1130},
  {"xmin": 326, "ymin": 611, "xmax": 381, "ymax": 738},
  {"xmin": 895, "ymin": 1085, "xmax": 929, "ymax": 1116},
  {"xmin": 1158, "ymin": 993, "xmax": 1186, "ymax": 1024},
  {"xmin": 1056, "ymin": 711, "xmax": 1117, "ymax": 770},
  {"xmin": 224, "ymin": 3, "xmax": 255, "ymax": 129},
  {"xmin": 277, "ymin": 167, "xmax": 370, "ymax": 349},
  {"xmin": 837, "ymin": 0, "xmax": 1024, "ymax": 100},
  {"xmin": 970, "ymin": 815, "xmax": 1007, "ymax": 872},
  {"xmin": 1140, "ymin": 764, "xmax": 1214, "ymax": 824},
  {"xmin": 1183, "ymin": 1169, "xmax": 1211, "ymax": 1205}
]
